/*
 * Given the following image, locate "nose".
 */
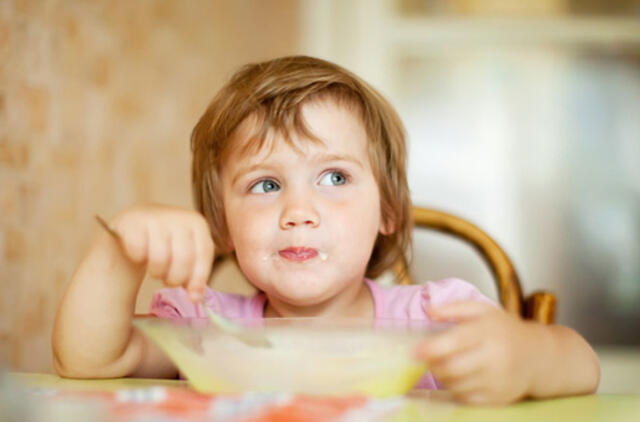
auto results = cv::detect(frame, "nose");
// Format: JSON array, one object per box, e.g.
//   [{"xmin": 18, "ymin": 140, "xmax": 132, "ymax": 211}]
[{"xmin": 279, "ymin": 192, "xmax": 320, "ymax": 230}]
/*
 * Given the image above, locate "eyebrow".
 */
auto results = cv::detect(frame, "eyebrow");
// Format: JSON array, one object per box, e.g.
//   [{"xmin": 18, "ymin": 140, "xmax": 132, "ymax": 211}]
[
  {"xmin": 316, "ymin": 153, "xmax": 364, "ymax": 169},
  {"xmin": 230, "ymin": 153, "xmax": 365, "ymax": 186}
]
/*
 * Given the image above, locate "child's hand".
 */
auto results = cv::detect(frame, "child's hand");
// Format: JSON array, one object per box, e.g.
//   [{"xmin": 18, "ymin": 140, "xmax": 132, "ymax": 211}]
[
  {"xmin": 417, "ymin": 301, "xmax": 537, "ymax": 405},
  {"xmin": 108, "ymin": 205, "xmax": 215, "ymax": 301}
]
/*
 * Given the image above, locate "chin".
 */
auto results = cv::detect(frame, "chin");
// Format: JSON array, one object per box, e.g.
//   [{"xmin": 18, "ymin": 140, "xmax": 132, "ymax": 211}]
[
  {"xmin": 271, "ymin": 277, "xmax": 339, "ymax": 306},
  {"xmin": 273, "ymin": 287, "xmax": 333, "ymax": 306}
]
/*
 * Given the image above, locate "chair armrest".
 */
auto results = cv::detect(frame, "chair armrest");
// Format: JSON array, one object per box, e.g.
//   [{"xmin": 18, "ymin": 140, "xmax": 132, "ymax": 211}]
[
  {"xmin": 524, "ymin": 291, "xmax": 556, "ymax": 324},
  {"xmin": 412, "ymin": 207, "xmax": 525, "ymax": 317}
]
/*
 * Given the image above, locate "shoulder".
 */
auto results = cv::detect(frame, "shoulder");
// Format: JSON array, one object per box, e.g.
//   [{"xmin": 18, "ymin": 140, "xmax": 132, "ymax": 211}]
[
  {"xmin": 369, "ymin": 278, "xmax": 496, "ymax": 320},
  {"xmin": 149, "ymin": 287, "xmax": 265, "ymax": 320}
]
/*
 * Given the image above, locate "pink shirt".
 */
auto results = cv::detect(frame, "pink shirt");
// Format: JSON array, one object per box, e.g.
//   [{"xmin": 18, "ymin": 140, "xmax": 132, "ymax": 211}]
[{"xmin": 150, "ymin": 278, "xmax": 495, "ymax": 390}]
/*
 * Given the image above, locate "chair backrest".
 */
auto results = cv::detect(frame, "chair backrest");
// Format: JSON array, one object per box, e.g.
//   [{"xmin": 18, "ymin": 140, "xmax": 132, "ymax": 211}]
[{"xmin": 395, "ymin": 207, "xmax": 556, "ymax": 324}]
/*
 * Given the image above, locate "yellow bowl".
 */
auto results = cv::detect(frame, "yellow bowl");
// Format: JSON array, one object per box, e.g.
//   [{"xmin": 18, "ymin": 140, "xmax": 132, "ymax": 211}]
[{"xmin": 134, "ymin": 317, "xmax": 446, "ymax": 397}]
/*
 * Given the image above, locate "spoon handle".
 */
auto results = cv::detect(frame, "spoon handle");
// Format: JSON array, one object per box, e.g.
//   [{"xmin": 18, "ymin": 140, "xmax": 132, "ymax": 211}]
[{"xmin": 95, "ymin": 215, "xmax": 122, "ymax": 241}]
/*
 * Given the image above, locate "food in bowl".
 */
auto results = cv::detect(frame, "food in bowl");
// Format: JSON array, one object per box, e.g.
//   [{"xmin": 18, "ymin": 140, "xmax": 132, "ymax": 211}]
[{"xmin": 134, "ymin": 317, "xmax": 448, "ymax": 397}]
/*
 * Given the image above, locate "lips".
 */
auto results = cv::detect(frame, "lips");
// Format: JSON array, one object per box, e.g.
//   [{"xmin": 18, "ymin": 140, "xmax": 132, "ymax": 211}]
[{"xmin": 278, "ymin": 247, "xmax": 319, "ymax": 262}]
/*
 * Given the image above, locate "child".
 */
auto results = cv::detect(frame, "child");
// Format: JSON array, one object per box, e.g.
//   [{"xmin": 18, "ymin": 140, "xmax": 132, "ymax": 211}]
[{"xmin": 52, "ymin": 55, "xmax": 600, "ymax": 405}]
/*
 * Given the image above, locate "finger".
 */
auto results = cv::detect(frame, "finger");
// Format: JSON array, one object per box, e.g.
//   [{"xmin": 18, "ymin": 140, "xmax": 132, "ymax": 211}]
[
  {"xmin": 165, "ymin": 228, "xmax": 195, "ymax": 287},
  {"xmin": 417, "ymin": 324, "xmax": 482, "ymax": 362},
  {"xmin": 115, "ymin": 222, "xmax": 148, "ymax": 263},
  {"xmin": 187, "ymin": 227, "xmax": 214, "ymax": 301},
  {"xmin": 425, "ymin": 301, "xmax": 496, "ymax": 322},
  {"xmin": 455, "ymin": 391, "xmax": 491, "ymax": 406},
  {"xmin": 146, "ymin": 223, "xmax": 171, "ymax": 280},
  {"xmin": 444, "ymin": 372, "xmax": 487, "ymax": 395},
  {"xmin": 429, "ymin": 348, "xmax": 486, "ymax": 386}
]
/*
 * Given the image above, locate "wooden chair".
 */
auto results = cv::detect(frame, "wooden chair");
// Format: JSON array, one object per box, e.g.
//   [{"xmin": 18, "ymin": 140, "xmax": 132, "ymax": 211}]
[{"xmin": 394, "ymin": 207, "xmax": 556, "ymax": 324}]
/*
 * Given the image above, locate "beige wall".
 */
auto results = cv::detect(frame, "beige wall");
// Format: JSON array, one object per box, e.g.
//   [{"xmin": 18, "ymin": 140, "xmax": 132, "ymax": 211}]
[{"xmin": 0, "ymin": 0, "xmax": 300, "ymax": 372}]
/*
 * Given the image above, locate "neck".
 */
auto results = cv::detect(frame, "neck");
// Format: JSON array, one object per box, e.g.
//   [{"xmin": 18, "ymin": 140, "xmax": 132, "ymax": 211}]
[{"xmin": 263, "ymin": 280, "xmax": 374, "ymax": 319}]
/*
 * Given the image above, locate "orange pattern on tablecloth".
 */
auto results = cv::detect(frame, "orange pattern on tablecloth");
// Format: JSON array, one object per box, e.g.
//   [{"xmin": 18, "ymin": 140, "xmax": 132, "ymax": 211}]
[
  {"xmin": 113, "ymin": 388, "xmax": 214, "ymax": 419},
  {"xmin": 242, "ymin": 395, "xmax": 368, "ymax": 422},
  {"xmin": 24, "ymin": 386, "xmax": 381, "ymax": 422}
]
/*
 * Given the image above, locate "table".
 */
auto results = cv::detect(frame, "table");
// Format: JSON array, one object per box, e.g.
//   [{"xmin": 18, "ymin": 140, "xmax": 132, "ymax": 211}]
[{"xmin": 3, "ymin": 373, "xmax": 639, "ymax": 422}]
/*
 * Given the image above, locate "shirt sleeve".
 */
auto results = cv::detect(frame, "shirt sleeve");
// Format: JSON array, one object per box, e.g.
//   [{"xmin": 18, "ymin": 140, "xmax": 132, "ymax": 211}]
[
  {"xmin": 419, "ymin": 277, "xmax": 497, "ymax": 311},
  {"xmin": 149, "ymin": 287, "xmax": 265, "ymax": 320},
  {"xmin": 369, "ymin": 277, "xmax": 497, "ymax": 321},
  {"xmin": 149, "ymin": 287, "xmax": 200, "ymax": 319}
]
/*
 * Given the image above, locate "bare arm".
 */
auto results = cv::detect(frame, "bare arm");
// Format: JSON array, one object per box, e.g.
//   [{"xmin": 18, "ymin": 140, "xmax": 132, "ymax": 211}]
[
  {"xmin": 52, "ymin": 206, "xmax": 214, "ymax": 379},
  {"xmin": 526, "ymin": 323, "xmax": 600, "ymax": 399},
  {"xmin": 52, "ymin": 227, "xmax": 176, "ymax": 378}
]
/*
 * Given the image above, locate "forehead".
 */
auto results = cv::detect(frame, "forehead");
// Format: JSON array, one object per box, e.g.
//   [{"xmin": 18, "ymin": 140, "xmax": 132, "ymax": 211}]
[{"xmin": 226, "ymin": 99, "xmax": 370, "ymax": 164}]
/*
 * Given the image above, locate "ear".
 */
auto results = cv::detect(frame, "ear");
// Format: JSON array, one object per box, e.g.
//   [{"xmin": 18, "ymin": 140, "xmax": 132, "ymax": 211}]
[
  {"xmin": 217, "ymin": 228, "xmax": 235, "ymax": 254},
  {"xmin": 224, "ymin": 236, "xmax": 235, "ymax": 253},
  {"xmin": 379, "ymin": 214, "xmax": 396, "ymax": 236}
]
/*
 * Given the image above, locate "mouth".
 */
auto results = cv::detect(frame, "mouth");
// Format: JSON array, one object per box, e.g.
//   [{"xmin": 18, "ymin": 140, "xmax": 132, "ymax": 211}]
[{"xmin": 278, "ymin": 247, "xmax": 320, "ymax": 262}]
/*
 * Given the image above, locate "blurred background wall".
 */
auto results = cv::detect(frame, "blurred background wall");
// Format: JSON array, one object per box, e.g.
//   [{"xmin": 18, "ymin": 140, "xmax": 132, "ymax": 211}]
[
  {"xmin": 0, "ymin": 0, "xmax": 300, "ymax": 372},
  {"xmin": 1, "ymin": 0, "xmax": 639, "ymax": 390}
]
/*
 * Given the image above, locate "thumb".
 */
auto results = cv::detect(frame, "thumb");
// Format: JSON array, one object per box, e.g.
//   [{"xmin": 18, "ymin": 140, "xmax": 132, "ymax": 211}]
[{"xmin": 424, "ymin": 300, "xmax": 495, "ymax": 322}]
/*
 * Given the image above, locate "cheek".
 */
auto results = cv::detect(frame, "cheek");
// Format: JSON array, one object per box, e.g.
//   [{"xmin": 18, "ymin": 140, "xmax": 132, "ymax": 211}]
[
  {"xmin": 226, "ymin": 204, "xmax": 274, "ymax": 253},
  {"xmin": 335, "ymin": 189, "xmax": 382, "ymax": 230},
  {"xmin": 329, "ymin": 196, "xmax": 382, "ymax": 248}
]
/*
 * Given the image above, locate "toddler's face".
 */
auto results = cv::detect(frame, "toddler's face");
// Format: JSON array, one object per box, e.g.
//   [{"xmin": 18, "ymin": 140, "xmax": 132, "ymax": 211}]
[{"xmin": 221, "ymin": 99, "xmax": 391, "ymax": 307}]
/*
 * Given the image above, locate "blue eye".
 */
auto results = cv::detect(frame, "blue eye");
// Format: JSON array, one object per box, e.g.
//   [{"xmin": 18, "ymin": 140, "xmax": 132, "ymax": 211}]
[
  {"xmin": 319, "ymin": 171, "xmax": 348, "ymax": 186},
  {"xmin": 250, "ymin": 179, "xmax": 280, "ymax": 193}
]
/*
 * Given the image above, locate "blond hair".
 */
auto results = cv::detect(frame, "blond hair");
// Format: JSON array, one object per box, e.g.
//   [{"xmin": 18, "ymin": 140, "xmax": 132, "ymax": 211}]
[{"xmin": 191, "ymin": 56, "xmax": 411, "ymax": 278}]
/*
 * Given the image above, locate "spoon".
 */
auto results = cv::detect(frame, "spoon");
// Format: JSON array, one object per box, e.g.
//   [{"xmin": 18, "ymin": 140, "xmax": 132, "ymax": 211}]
[
  {"xmin": 202, "ymin": 306, "xmax": 272, "ymax": 348},
  {"xmin": 94, "ymin": 215, "xmax": 272, "ymax": 348}
]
